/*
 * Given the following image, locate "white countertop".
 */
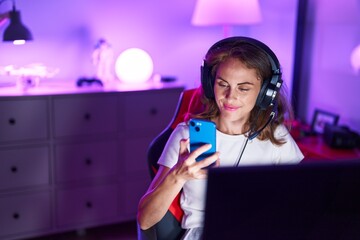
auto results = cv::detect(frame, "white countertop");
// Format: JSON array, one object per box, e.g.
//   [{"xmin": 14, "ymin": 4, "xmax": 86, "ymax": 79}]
[{"xmin": 0, "ymin": 80, "xmax": 185, "ymax": 97}]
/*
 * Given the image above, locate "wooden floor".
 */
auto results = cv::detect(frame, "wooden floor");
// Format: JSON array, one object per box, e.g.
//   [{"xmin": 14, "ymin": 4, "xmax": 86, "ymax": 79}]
[{"xmin": 28, "ymin": 221, "xmax": 138, "ymax": 240}]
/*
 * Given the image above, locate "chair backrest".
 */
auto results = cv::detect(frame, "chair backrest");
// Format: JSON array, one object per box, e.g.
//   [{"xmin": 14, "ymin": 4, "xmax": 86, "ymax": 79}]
[
  {"xmin": 139, "ymin": 88, "xmax": 202, "ymax": 240},
  {"xmin": 147, "ymin": 88, "xmax": 202, "ymax": 178}
]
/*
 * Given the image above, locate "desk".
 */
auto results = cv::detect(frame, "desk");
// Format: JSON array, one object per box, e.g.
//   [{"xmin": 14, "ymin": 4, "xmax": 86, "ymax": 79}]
[{"xmin": 296, "ymin": 136, "xmax": 360, "ymax": 162}]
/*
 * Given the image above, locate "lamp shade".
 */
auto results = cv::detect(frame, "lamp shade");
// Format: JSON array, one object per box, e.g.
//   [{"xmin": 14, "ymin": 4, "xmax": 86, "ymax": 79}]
[
  {"xmin": 3, "ymin": 9, "xmax": 33, "ymax": 42},
  {"xmin": 192, "ymin": 0, "xmax": 262, "ymax": 26}
]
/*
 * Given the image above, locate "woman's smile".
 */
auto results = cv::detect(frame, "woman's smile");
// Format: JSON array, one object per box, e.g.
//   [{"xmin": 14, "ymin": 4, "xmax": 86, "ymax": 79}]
[{"xmin": 223, "ymin": 103, "xmax": 239, "ymax": 112}]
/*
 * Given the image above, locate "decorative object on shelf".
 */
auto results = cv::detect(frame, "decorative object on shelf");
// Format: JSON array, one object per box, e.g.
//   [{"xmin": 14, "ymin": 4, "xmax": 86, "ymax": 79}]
[
  {"xmin": 311, "ymin": 109, "xmax": 339, "ymax": 134},
  {"xmin": 115, "ymin": 48, "xmax": 154, "ymax": 84},
  {"xmin": 76, "ymin": 77, "xmax": 103, "ymax": 87},
  {"xmin": 191, "ymin": 0, "xmax": 262, "ymax": 37},
  {"xmin": 323, "ymin": 123, "xmax": 360, "ymax": 149},
  {"xmin": 92, "ymin": 38, "xmax": 115, "ymax": 85},
  {"xmin": 0, "ymin": 63, "xmax": 59, "ymax": 90},
  {"xmin": 0, "ymin": 0, "xmax": 33, "ymax": 45}
]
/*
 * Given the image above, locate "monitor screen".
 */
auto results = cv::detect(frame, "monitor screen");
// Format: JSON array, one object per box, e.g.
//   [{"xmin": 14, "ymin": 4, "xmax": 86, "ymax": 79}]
[{"xmin": 203, "ymin": 160, "xmax": 360, "ymax": 240}]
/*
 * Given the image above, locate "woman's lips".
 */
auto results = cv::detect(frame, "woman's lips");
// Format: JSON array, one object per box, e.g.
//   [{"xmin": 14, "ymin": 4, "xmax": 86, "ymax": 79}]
[{"xmin": 223, "ymin": 104, "xmax": 239, "ymax": 111}]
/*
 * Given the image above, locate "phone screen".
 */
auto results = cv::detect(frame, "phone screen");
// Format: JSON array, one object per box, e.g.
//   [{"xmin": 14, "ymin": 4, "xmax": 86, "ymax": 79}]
[{"xmin": 189, "ymin": 118, "xmax": 216, "ymax": 162}]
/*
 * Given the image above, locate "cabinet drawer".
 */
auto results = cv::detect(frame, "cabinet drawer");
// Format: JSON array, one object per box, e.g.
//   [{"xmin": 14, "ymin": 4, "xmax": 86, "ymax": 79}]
[
  {"xmin": 122, "ymin": 89, "xmax": 182, "ymax": 135},
  {"xmin": 56, "ymin": 184, "xmax": 118, "ymax": 227},
  {"xmin": 0, "ymin": 146, "xmax": 50, "ymax": 190},
  {"xmin": 53, "ymin": 94, "xmax": 118, "ymax": 137},
  {"xmin": 123, "ymin": 136, "xmax": 153, "ymax": 174},
  {"xmin": 0, "ymin": 98, "xmax": 48, "ymax": 142},
  {"xmin": 55, "ymin": 141, "xmax": 118, "ymax": 183},
  {"xmin": 0, "ymin": 192, "xmax": 51, "ymax": 237}
]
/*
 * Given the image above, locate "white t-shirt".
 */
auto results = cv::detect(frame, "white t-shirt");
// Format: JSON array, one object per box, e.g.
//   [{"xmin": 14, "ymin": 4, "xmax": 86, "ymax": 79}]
[{"xmin": 158, "ymin": 122, "xmax": 304, "ymax": 229}]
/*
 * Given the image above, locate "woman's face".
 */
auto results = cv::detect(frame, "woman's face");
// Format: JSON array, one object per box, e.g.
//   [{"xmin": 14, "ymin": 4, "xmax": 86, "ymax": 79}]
[{"xmin": 213, "ymin": 57, "xmax": 261, "ymax": 123}]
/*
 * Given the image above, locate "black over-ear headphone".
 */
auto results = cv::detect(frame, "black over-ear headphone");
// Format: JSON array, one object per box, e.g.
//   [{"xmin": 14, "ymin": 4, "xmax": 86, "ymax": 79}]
[{"xmin": 201, "ymin": 36, "xmax": 283, "ymax": 110}]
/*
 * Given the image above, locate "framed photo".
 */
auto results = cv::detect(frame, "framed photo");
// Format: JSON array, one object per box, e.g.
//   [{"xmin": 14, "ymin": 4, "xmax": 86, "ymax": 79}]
[{"xmin": 311, "ymin": 109, "xmax": 339, "ymax": 134}]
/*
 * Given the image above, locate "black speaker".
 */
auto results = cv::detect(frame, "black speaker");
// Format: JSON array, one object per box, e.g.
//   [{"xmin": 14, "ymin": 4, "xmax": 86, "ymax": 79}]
[{"xmin": 201, "ymin": 36, "xmax": 283, "ymax": 110}]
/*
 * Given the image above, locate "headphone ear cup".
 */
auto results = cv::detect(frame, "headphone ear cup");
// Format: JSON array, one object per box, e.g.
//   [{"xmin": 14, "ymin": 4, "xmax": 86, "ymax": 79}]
[
  {"xmin": 255, "ymin": 78, "xmax": 271, "ymax": 110},
  {"xmin": 201, "ymin": 62, "xmax": 215, "ymax": 99},
  {"xmin": 256, "ymin": 74, "xmax": 282, "ymax": 110}
]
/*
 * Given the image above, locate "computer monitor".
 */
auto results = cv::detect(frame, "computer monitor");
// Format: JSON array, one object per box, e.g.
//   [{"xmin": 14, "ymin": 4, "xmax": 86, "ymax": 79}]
[{"xmin": 203, "ymin": 160, "xmax": 360, "ymax": 240}]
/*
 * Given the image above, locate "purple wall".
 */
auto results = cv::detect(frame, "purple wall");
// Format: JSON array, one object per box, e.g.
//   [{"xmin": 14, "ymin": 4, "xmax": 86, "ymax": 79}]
[
  {"xmin": 0, "ymin": 0, "xmax": 297, "ymax": 88},
  {"xmin": 9, "ymin": 1, "xmax": 359, "ymax": 132},
  {"xmin": 304, "ymin": 0, "xmax": 360, "ymax": 133}
]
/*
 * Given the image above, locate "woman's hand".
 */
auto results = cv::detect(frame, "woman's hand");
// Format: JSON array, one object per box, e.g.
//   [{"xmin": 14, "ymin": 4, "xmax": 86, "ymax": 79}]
[
  {"xmin": 138, "ymin": 139, "xmax": 219, "ymax": 230},
  {"xmin": 170, "ymin": 139, "xmax": 220, "ymax": 181}
]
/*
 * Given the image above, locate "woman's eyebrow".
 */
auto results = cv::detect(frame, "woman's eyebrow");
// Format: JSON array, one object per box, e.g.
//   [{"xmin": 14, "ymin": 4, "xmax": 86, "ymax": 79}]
[{"xmin": 217, "ymin": 77, "xmax": 254, "ymax": 86}]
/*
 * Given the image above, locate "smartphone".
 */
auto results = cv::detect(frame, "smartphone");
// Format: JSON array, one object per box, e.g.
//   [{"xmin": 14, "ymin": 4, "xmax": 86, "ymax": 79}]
[{"xmin": 189, "ymin": 118, "xmax": 216, "ymax": 163}]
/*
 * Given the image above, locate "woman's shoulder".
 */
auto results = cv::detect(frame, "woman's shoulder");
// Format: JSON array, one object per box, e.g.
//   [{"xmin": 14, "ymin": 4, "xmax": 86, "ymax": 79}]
[
  {"xmin": 174, "ymin": 121, "xmax": 188, "ymax": 130},
  {"xmin": 274, "ymin": 124, "xmax": 291, "ymax": 136},
  {"xmin": 171, "ymin": 121, "xmax": 189, "ymax": 136}
]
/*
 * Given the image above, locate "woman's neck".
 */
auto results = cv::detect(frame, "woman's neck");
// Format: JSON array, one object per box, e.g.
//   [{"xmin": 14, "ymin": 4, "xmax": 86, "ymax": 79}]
[{"xmin": 213, "ymin": 116, "xmax": 248, "ymax": 135}]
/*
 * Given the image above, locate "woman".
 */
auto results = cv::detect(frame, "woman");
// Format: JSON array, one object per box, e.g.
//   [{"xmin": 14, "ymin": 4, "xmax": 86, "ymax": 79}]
[{"xmin": 137, "ymin": 36, "xmax": 304, "ymax": 239}]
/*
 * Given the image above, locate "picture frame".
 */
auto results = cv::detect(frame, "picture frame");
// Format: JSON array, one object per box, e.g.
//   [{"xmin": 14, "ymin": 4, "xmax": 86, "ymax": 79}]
[{"xmin": 311, "ymin": 109, "xmax": 340, "ymax": 134}]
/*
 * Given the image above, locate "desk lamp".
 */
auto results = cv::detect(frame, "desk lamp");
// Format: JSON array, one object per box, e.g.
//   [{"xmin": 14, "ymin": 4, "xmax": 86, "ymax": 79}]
[{"xmin": 0, "ymin": 0, "xmax": 33, "ymax": 45}]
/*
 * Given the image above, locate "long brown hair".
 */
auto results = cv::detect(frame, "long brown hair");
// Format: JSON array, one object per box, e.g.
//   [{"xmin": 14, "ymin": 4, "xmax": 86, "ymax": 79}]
[{"xmin": 187, "ymin": 38, "xmax": 293, "ymax": 146}]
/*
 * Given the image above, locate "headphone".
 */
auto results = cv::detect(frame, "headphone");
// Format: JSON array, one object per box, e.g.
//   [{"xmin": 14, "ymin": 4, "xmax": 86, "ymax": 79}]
[{"xmin": 201, "ymin": 36, "xmax": 283, "ymax": 110}]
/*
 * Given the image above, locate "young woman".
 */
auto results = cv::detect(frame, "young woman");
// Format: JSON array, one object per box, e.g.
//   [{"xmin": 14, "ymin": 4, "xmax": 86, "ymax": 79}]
[{"xmin": 137, "ymin": 36, "xmax": 304, "ymax": 240}]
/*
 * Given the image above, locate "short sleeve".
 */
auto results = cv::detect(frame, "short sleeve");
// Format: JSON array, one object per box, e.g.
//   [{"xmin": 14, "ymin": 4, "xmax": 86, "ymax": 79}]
[
  {"xmin": 274, "ymin": 125, "xmax": 304, "ymax": 164},
  {"xmin": 157, "ymin": 122, "xmax": 189, "ymax": 168}
]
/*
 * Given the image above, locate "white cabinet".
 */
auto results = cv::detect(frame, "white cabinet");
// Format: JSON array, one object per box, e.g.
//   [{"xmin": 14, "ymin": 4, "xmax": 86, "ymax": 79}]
[
  {"xmin": 0, "ymin": 98, "xmax": 48, "ymax": 142},
  {"xmin": 53, "ymin": 94, "xmax": 118, "ymax": 138},
  {"xmin": 0, "ymin": 192, "xmax": 52, "ymax": 237},
  {"xmin": 0, "ymin": 85, "xmax": 183, "ymax": 239},
  {"xmin": 54, "ymin": 140, "xmax": 118, "ymax": 183},
  {"xmin": 56, "ymin": 184, "xmax": 119, "ymax": 227},
  {"xmin": 0, "ymin": 146, "xmax": 50, "ymax": 190}
]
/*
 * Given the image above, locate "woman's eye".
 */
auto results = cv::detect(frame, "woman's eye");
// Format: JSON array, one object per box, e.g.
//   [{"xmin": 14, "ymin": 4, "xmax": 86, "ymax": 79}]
[
  {"xmin": 239, "ymin": 88, "xmax": 249, "ymax": 92},
  {"xmin": 218, "ymin": 82, "xmax": 228, "ymax": 88}
]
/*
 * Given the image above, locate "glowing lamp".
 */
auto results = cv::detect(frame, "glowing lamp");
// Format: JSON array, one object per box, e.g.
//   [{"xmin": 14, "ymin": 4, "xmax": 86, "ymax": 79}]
[
  {"xmin": 191, "ymin": 0, "xmax": 262, "ymax": 37},
  {"xmin": 115, "ymin": 48, "xmax": 154, "ymax": 83},
  {"xmin": 351, "ymin": 44, "xmax": 360, "ymax": 74}
]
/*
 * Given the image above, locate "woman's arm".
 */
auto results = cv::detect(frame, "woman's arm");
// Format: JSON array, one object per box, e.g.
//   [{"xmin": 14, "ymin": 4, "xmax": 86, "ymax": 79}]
[
  {"xmin": 137, "ymin": 139, "xmax": 219, "ymax": 230},
  {"xmin": 137, "ymin": 165, "xmax": 184, "ymax": 230}
]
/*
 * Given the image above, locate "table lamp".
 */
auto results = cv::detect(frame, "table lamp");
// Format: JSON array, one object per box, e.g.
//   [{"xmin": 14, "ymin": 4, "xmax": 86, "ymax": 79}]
[{"xmin": 191, "ymin": 0, "xmax": 262, "ymax": 37}]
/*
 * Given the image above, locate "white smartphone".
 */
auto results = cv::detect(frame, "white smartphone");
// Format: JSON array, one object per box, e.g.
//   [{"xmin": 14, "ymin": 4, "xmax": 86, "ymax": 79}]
[{"xmin": 189, "ymin": 118, "xmax": 217, "ymax": 163}]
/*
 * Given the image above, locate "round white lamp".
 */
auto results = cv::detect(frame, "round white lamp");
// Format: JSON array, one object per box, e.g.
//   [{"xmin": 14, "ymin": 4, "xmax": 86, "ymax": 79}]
[{"xmin": 115, "ymin": 48, "xmax": 154, "ymax": 83}]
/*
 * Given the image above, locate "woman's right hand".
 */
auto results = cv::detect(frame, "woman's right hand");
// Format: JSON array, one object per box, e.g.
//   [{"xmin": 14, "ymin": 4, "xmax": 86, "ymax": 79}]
[
  {"xmin": 170, "ymin": 139, "xmax": 220, "ymax": 182},
  {"xmin": 137, "ymin": 139, "xmax": 219, "ymax": 230}
]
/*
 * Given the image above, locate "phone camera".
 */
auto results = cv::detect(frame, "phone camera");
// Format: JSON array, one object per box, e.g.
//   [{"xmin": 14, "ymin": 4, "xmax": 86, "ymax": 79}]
[{"xmin": 195, "ymin": 126, "xmax": 200, "ymax": 132}]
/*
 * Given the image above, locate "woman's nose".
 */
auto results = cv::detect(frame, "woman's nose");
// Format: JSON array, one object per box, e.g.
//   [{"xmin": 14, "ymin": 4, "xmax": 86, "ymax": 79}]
[{"xmin": 226, "ymin": 88, "xmax": 237, "ymax": 99}]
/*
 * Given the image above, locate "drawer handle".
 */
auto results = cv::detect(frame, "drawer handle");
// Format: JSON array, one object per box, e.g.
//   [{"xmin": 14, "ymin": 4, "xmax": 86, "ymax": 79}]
[
  {"xmin": 11, "ymin": 166, "xmax": 18, "ymax": 173},
  {"xmin": 8, "ymin": 118, "xmax": 16, "ymax": 125},
  {"xmin": 85, "ymin": 158, "xmax": 92, "ymax": 166},
  {"xmin": 86, "ymin": 201, "xmax": 93, "ymax": 209},
  {"xmin": 84, "ymin": 113, "xmax": 92, "ymax": 121},
  {"xmin": 150, "ymin": 108, "xmax": 158, "ymax": 116},
  {"xmin": 13, "ymin": 212, "xmax": 20, "ymax": 220}
]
